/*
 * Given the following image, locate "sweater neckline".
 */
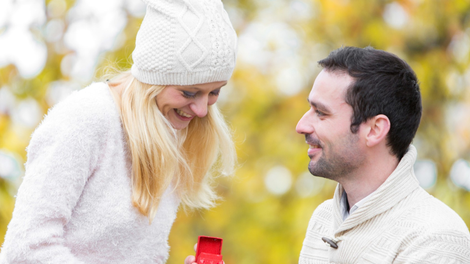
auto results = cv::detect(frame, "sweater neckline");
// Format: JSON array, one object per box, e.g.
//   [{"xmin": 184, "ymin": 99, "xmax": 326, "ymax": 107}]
[{"xmin": 332, "ymin": 145, "xmax": 420, "ymax": 235}]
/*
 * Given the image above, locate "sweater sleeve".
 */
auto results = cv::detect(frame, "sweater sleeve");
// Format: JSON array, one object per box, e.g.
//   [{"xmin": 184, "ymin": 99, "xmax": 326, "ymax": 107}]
[
  {"xmin": 394, "ymin": 229, "xmax": 470, "ymax": 264},
  {"xmin": 0, "ymin": 88, "xmax": 111, "ymax": 263}
]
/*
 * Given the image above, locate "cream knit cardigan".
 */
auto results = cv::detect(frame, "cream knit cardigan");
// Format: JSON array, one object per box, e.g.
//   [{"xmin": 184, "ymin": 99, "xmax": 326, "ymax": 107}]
[
  {"xmin": 299, "ymin": 145, "xmax": 470, "ymax": 264},
  {"xmin": 0, "ymin": 83, "xmax": 180, "ymax": 264}
]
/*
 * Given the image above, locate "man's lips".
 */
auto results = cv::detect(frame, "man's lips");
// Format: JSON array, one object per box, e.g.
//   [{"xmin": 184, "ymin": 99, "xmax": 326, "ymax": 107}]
[
  {"xmin": 305, "ymin": 135, "xmax": 322, "ymax": 156},
  {"xmin": 305, "ymin": 135, "xmax": 321, "ymax": 147},
  {"xmin": 307, "ymin": 145, "xmax": 321, "ymax": 156}
]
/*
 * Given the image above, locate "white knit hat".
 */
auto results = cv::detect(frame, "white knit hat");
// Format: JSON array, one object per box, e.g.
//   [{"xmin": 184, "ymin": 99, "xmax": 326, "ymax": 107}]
[{"xmin": 131, "ymin": 0, "xmax": 237, "ymax": 86}]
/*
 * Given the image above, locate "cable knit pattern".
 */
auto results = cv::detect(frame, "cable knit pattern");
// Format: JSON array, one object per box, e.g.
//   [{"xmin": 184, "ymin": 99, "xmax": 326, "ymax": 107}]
[
  {"xmin": 176, "ymin": 1, "xmax": 208, "ymax": 71},
  {"xmin": 204, "ymin": 0, "xmax": 235, "ymax": 70},
  {"xmin": 299, "ymin": 145, "xmax": 470, "ymax": 264},
  {"xmin": 0, "ymin": 82, "xmax": 180, "ymax": 264},
  {"xmin": 131, "ymin": 0, "xmax": 237, "ymax": 86},
  {"xmin": 134, "ymin": 0, "xmax": 175, "ymax": 73}
]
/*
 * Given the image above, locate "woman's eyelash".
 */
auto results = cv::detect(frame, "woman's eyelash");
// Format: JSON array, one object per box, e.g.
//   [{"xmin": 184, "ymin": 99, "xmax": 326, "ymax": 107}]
[
  {"xmin": 182, "ymin": 91, "xmax": 196, "ymax": 98},
  {"xmin": 182, "ymin": 89, "xmax": 221, "ymax": 98}
]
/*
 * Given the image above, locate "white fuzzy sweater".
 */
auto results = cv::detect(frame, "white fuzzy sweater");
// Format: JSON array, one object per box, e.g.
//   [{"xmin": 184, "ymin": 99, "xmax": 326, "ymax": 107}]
[
  {"xmin": 0, "ymin": 82, "xmax": 180, "ymax": 263},
  {"xmin": 299, "ymin": 145, "xmax": 470, "ymax": 264}
]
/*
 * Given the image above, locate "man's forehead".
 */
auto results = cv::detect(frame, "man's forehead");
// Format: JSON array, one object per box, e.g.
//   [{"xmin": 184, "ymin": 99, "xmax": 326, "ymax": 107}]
[
  {"xmin": 310, "ymin": 70, "xmax": 352, "ymax": 96},
  {"xmin": 308, "ymin": 70, "xmax": 354, "ymax": 111}
]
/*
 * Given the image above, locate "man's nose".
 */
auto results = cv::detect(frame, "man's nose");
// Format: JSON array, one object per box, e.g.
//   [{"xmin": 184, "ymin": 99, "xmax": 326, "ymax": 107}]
[{"xmin": 296, "ymin": 111, "xmax": 314, "ymax": 134}]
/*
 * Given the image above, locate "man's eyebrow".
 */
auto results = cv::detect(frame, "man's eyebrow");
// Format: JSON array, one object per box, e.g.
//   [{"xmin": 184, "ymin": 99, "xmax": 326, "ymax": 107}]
[{"xmin": 307, "ymin": 98, "xmax": 330, "ymax": 113}]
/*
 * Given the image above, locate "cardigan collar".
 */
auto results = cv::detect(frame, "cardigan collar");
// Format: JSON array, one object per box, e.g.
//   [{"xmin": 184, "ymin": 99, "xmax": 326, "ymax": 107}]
[{"xmin": 332, "ymin": 145, "xmax": 420, "ymax": 235}]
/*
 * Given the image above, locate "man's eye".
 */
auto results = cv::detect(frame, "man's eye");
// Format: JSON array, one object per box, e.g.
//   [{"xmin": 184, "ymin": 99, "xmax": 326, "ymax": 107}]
[
  {"xmin": 182, "ymin": 91, "xmax": 196, "ymax": 98},
  {"xmin": 315, "ymin": 110, "xmax": 325, "ymax": 116}
]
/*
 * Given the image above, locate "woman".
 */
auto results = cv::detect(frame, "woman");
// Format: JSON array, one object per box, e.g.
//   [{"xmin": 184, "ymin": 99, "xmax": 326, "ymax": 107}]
[{"xmin": 0, "ymin": 0, "xmax": 237, "ymax": 263}]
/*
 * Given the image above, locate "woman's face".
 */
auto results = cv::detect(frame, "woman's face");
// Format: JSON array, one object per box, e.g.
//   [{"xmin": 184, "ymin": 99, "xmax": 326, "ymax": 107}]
[{"xmin": 156, "ymin": 81, "xmax": 227, "ymax": 130}]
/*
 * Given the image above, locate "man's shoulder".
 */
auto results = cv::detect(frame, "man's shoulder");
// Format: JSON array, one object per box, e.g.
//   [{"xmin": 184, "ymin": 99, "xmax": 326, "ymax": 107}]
[
  {"xmin": 312, "ymin": 199, "xmax": 334, "ymax": 216},
  {"xmin": 404, "ymin": 189, "xmax": 469, "ymax": 234},
  {"xmin": 395, "ymin": 194, "xmax": 470, "ymax": 263},
  {"xmin": 427, "ymin": 196, "xmax": 469, "ymax": 232},
  {"xmin": 304, "ymin": 199, "xmax": 335, "ymax": 229}
]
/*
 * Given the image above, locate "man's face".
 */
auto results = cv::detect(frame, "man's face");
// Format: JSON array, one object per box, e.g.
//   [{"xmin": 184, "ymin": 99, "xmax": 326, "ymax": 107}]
[{"xmin": 296, "ymin": 70, "xmax": 365, "ymax": 180}]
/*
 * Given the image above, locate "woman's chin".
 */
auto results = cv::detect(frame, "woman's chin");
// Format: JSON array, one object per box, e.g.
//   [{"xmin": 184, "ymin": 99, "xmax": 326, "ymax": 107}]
[{"xmin": 170, "ymin": 120, "xmax": 190, "ymax": 130}]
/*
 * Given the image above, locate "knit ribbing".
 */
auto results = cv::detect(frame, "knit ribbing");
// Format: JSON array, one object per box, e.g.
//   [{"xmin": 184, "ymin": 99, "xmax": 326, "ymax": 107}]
[{"xmin": 131, "ymin": 64, "xmax": 234, "ymax": 86}]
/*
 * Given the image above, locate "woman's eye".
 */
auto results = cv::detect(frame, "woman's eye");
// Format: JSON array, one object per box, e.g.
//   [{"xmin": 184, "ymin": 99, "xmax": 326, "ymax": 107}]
[
  {"xmin": 182, "ymin": 91, "xmax": 196, "ymax": 98},
  {"xmin": 210, "ymin": 89, "xmax": 221, "ymax": 96}
]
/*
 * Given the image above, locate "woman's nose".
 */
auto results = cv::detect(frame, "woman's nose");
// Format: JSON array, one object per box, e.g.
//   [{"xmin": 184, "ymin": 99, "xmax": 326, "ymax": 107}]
[{"xmin": 189, "ymin": 97, "xmax": 209, "ymax": 117}]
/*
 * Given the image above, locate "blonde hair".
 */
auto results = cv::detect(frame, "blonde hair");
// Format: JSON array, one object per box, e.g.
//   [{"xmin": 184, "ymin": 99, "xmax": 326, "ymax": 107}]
[{"xmin": 107, "ymin": 71, "xmax": 236, "ymax": 221}]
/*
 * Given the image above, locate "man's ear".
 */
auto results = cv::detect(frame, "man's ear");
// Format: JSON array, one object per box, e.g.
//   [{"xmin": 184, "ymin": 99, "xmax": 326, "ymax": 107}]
[{"xmin": 363, "ymin": 114, "xmax": 390, "ymax": 147}]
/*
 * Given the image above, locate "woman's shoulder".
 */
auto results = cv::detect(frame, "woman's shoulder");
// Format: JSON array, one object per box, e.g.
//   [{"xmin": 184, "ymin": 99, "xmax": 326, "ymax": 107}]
[
  {"xmin": 55, "ymin": 82, "xmax": 115, "ymax": 115},
  {"xmin": 33, "ymin": 82, "xmax": 120, "ymax": 139},
  {"xmin": 46, "ymin": 82, "xmax": 118, "ymax": 125}
]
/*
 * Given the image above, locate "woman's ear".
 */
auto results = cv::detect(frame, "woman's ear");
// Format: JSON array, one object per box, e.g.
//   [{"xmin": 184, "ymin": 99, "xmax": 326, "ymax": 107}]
[{"xmin": 364, "ymin": 114, "xmax": 390, "ymax": 147}]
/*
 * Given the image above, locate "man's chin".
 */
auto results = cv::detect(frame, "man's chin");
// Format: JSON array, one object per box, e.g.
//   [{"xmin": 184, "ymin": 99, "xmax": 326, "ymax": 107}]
[
  {"xmin": 308, "ymin": 163, "xmax": 318, "ymax": 176},
  {"xmin": 308, "ymin": 161, "xmax": 327, "ymax": 177}
]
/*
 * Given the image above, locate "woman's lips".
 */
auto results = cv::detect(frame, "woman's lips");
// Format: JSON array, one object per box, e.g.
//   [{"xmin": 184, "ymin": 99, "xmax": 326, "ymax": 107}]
[{"xmin": 174, "ymin": 109, "xmax": 194, "ymax": 121}]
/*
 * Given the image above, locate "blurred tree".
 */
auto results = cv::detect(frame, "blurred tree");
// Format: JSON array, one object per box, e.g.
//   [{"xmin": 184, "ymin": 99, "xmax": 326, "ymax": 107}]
[{"xmin": 0, "ymin": 0, "xmax": 469, "ymax": 263}]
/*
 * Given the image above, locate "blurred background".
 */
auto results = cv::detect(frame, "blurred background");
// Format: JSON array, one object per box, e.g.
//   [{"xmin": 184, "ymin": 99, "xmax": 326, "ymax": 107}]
[{"xmin": 1, "ymin": 0, "xmax": 470, "ymax": 263}]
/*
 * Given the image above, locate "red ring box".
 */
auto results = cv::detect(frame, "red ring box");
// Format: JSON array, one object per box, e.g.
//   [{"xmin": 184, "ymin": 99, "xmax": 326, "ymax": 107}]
[{"xmin": 195, "ymin": 236, "xmax": 223, "ymax": 264}]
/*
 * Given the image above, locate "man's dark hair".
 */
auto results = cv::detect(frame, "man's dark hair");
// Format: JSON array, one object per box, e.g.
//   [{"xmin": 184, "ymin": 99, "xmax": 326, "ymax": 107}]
[{"xmin": 318, "ymin": 46, "xmax": 422, "ymax": 160}]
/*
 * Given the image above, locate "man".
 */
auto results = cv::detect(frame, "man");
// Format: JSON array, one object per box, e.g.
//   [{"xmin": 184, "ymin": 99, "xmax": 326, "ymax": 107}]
[{"xmin": 296, "ymin": 46, "xmax": 470, "ymax": 263}]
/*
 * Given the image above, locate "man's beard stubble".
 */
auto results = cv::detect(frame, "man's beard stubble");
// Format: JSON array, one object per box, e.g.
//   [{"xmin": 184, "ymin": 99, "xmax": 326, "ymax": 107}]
[{"xmin": 305, "ymin": 133, "xmax": 364, "ymax": 181}]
